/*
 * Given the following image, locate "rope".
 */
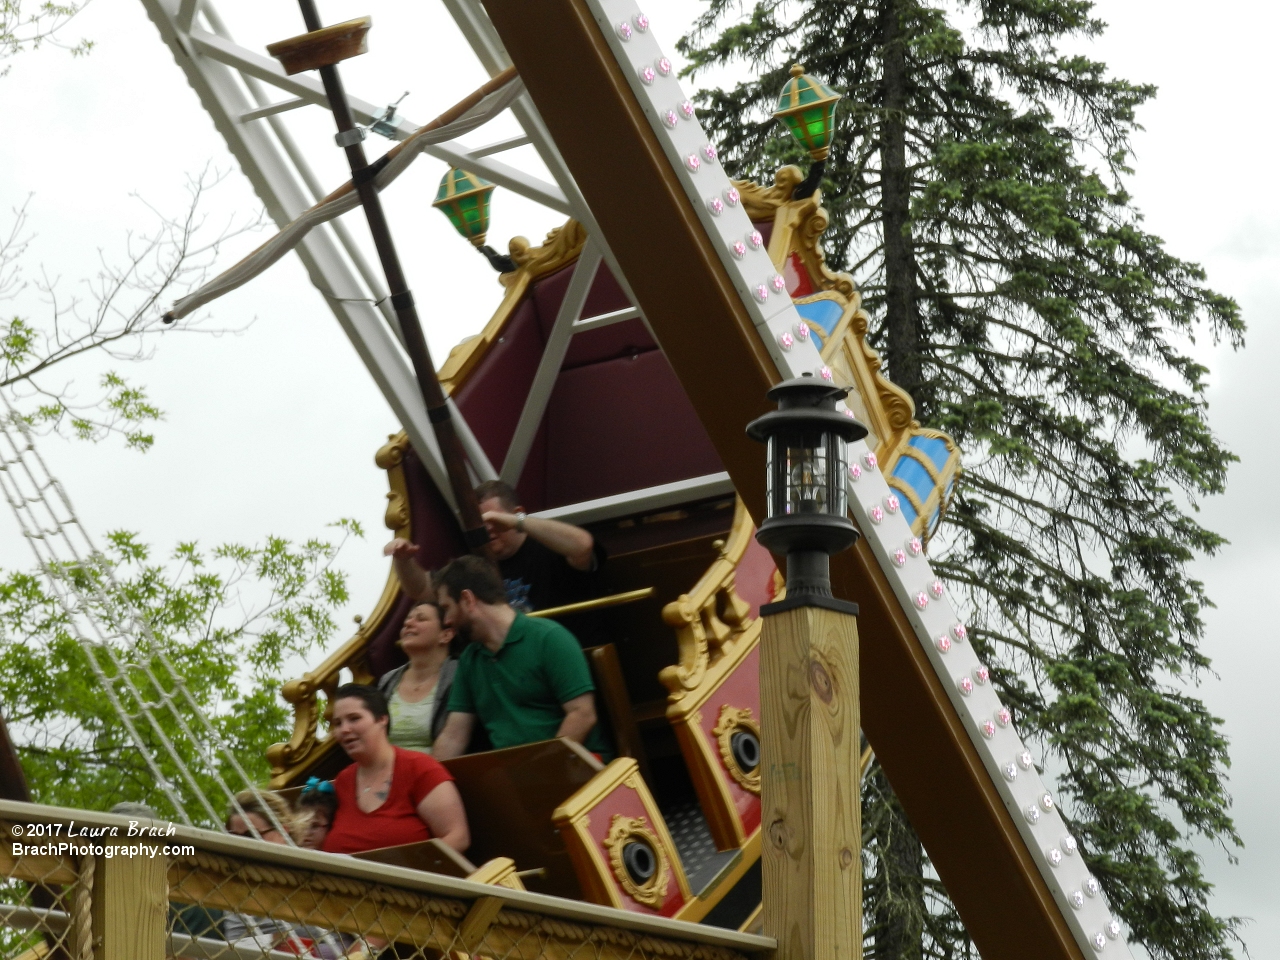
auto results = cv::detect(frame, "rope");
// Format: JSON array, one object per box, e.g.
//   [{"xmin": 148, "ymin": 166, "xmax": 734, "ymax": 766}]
[
  {"xmin": 0, "ymin": 395, "xmax": 295, "ymax": 840},
  {"xmin": 73, "ymin": 853, "xmax": 95, "ymax": 960}
]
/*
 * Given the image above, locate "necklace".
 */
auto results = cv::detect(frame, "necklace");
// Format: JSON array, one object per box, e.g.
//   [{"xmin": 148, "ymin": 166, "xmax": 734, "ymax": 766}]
[{"xmin": 358, "ymin": 758, "xmax": 394, "ymax": 798}]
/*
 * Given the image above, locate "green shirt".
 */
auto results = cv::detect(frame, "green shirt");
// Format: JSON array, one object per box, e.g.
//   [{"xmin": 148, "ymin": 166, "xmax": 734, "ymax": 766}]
[{"xmin": 448, "ymin": 613, "xmax": 611, "ymax": 758}]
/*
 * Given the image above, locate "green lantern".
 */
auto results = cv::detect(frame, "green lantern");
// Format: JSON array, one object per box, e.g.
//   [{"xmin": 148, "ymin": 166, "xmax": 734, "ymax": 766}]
[
  {"xmin": 773, "ymin": 63, "xmax": 842, "ymax": 161},
  {"xmin": 432, "ymin": 168, "xmax": 495, "ymax": 246}
]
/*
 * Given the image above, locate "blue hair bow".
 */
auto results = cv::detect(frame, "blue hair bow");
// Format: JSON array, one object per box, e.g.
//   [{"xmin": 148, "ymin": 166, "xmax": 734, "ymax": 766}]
[{"xmin": 301, "ymin": 776, "xmax": 335, "ymax": 797}]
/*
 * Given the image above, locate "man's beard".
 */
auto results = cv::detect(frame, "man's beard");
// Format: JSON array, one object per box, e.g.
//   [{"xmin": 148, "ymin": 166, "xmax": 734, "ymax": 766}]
[{"xmin": 450, "ymin": 620, "xmax": 476, "ymax": 649}]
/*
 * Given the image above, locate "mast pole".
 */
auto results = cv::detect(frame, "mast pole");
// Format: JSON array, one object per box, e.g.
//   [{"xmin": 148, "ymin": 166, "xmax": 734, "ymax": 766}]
[{"xmin": 287, "ymin": 0, "xmax": 488, "ymax": 553}]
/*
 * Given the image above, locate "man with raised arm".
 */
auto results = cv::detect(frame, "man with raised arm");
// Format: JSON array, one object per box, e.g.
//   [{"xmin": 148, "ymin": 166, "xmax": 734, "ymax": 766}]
[
  {"xmin": 428, "ymin": 555, "xmax": 610, "ymax": 761},
  {"xmin": 385, "ymin": 479, "xmax": 606, "ymax": 640}
]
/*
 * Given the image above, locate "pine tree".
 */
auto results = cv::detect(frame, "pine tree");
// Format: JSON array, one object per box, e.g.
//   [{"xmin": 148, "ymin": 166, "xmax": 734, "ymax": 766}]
[{"xmin": 680, "ymin": 2, "xmax": 1243, "ymax": 958}]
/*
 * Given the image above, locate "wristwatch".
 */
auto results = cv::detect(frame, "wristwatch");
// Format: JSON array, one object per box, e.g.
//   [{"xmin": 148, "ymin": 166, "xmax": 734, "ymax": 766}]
[{"xmin": 514, "ymin": 511, "xmax": 527, "ymax": 533}]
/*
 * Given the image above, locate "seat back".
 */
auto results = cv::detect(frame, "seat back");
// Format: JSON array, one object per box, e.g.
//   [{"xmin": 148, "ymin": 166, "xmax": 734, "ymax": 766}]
[
  {"xmin": 441, "ymin": 738, "xmax": 604, "ymax": 900},
  {"xmin": 583, "ymin": 643, "xmax": 651, "ymax": 783},
  {"xmin": 353, "ymin": 838, "xmax": 476, "ymax": 877}
]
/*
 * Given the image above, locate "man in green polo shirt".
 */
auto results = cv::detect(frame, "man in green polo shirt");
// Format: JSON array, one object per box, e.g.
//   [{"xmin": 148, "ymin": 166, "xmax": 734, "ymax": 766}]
[{"xmin": 431, "ymin": 555, "xmax": 610, "ymax": 760}]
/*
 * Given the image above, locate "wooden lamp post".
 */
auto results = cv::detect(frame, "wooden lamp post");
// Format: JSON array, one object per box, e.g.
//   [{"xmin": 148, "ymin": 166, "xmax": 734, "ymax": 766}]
[{"xmin": 747, "ymin": 375, "xmax": 868, "ymax": 960}]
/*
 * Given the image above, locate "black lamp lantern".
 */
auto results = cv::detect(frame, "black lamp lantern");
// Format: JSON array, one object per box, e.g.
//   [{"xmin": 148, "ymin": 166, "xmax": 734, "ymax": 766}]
[{"xmin": 747, "ymin": 374, "xmax": 868, "ymax": 613}]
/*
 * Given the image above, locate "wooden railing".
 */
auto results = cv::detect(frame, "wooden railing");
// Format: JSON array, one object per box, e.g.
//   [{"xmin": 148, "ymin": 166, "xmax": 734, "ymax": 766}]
[{"xmin": 0, "ymin": 800, "xmax": 773, "ymax": 960}]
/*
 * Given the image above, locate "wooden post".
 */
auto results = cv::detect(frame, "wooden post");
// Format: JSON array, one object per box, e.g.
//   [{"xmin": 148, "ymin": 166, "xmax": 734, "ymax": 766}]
[
  {"xmin": 761, "ymin": 605, "xmax": 861, "ymax": 960},
  {"xmin": 91, "ymin": 847, "xmax": 167, "ymax": 960}
]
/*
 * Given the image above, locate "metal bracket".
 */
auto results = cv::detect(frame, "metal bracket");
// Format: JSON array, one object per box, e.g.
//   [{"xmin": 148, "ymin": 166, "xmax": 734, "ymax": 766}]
[{"xmin": 334, "ymin": 126, "xmax": 366, "ymax": 147}]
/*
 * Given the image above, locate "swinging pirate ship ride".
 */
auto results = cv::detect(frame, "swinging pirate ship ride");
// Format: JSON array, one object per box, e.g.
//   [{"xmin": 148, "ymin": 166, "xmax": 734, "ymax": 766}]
[{"xmin": 0, "ymin": 2, "xmax": 1136, "ymax": 959}]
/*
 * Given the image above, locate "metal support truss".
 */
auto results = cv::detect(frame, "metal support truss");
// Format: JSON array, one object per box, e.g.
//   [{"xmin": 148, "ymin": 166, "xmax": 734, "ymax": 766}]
[{"xmin": 140, "ymin": 0, "xmax": 687, "ymax": 524}]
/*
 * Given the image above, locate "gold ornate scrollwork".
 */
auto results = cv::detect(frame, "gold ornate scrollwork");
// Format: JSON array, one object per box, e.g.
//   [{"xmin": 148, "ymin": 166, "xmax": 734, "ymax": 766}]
[
  {"xmin": 659, "ymin": 498, "xmax": 755, "ymax": 703},
  {"xmin": 712, "ymin": 705, "xmax": 761, "ymax": 795},
  {"xmin": 438, "ymin": 219, "xmax": 589, "ymax": 394},
  {"xmin": 602, "ymin": 815, "xmax": 671, "ymax": 910}
]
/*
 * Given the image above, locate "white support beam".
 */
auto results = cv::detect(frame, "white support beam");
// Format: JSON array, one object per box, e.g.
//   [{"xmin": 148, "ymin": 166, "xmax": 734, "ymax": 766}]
[
  {"xmin": 469, "ymin": 134, "xmax": 532, "ymax": 158},
  {"xmin": 189, "ymin": 28, "xmax": 570, "ymax": 214},
  {"xmin": 175, "ymin": 0, "xmax": 200, "ymax": 32},
  {"xmin": 572, "ymin": 305, "xmax": 641, "ymax": 332},
  {"xmin": 500, "ymin": 240, "xmax": 602, "ymax": 484},
  {"xmin": 449, "ymin": 397, "xmax": 498, "ymax": 483},
  {"xmin": 534, "ymin": 473, "xmax": 736, "ymax": 526},
  {"xmin": 423, "ymin": 140, "xmax": 571, "ymax": 215},
  {"xmin": 139, "ymin": 0, "xmax": 458, "ymax": 509},
  {"xmin": 240, "ymin": 97, "xmax": 307, "ymax": 122}
]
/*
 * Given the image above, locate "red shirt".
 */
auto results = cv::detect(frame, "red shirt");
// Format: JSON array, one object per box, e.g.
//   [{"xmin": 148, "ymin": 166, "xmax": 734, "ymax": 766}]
[{"xmin": 321, "ymin": 746, "xmax": 454, "ymax": 854}]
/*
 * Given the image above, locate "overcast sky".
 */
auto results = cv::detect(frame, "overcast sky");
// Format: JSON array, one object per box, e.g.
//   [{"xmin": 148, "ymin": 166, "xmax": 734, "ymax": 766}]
[{"xmin": 1, "ymin": 0, "xmax": 1275, "ymax": 953}]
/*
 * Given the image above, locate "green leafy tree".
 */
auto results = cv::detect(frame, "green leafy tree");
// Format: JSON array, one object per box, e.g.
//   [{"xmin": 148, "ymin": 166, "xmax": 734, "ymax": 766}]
[
  {"xmin": 681, "ymin": 2, "xmax": 1243, "ymax": 958},
  {"xmin": 1, "ymin": 171, "xmax": 260, "ymax": 451},
  {"xmin": 1, "ymin": 0, "xmax": 92, "ymax": 73},
  {"xmin": 0, "ymin": 523, "xmax": 361, "ymax": 820}
]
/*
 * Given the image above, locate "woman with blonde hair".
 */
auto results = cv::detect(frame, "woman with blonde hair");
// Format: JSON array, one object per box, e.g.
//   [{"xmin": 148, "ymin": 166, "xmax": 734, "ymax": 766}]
[
  {"xmin": 222, "ymin": 790, "xmax": 349, "ymax": 957},
  {"xmin": 225, "ymin": 789, "xmax": 307, "ymax": 844}
]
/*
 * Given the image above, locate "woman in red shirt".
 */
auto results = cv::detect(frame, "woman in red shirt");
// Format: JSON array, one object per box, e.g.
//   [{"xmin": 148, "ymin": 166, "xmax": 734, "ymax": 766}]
[{"xmin": 321, "ymin": 684, "xmax": 470, "ymax": 855}]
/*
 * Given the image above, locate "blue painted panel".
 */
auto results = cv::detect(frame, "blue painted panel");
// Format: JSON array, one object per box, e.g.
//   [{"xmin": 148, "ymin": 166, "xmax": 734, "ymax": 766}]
[
  {"xmin": 794, "ymin": 299, "xmax": 845, "ymax": 348},
  {"xmin": 892, "ymin": 455, "xmax": 936, "ymax": 507},
  {"xmin": 900, "ymin": 496, "xmax": 919, "ymax": 528},
  {"xmin": 908, "ymin": 435, "xmax": 952, "ymax": 474}
]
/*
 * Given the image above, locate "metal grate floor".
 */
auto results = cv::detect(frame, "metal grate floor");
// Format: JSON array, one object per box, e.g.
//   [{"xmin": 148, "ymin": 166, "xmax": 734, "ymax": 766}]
[{"xmin": 663, "ymin": 800, "xmax": 739, "ymax": 894}]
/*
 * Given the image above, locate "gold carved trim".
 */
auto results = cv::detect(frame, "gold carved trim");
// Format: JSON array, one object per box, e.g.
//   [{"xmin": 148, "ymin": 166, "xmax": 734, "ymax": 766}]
[
  {"xmin": 603, "ymin": 816, "xmax": 671, "ymax": 910},
  {"xmin": 554, "ymin": 759, "xmax": 690, "ymax": 909},
  {"xmin": 437, "ymin": 219, "xmax": 589, "ymax": 395},
  {"xmin": 659, "ymin": 498, "xmax": 763, "ymax": 848},
  {"xmin": 712, "ymin": 706, "xmax": 761, "ymax": 796},
  {"xmin": 467, "ymin": 857, "xmax": 526, "ymax": 891},
  {"xmin": 659, "ymin": 498, "xmax": 755, "ymax": 703},
  {"xmin": 267, "ymin": 435, "xmax": 412, "ymax": 786},
  {"xmin": 736, "ymin": 170, "xmax": 966, "ymax": 539}
]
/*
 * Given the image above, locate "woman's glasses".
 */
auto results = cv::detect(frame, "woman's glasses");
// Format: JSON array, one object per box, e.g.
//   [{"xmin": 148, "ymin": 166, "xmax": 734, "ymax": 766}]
[{"xmin": 229, "ymin": 825, "xmax": 282, "ymax": 838}]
